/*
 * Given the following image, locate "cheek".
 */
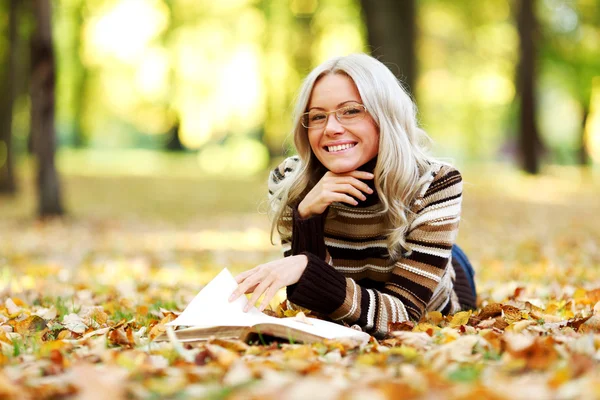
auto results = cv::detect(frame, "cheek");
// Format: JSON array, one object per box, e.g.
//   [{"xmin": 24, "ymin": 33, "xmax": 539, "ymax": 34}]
[{"xmin": 308, "ymin": 131, "xmax": 321, "ymax": 152}]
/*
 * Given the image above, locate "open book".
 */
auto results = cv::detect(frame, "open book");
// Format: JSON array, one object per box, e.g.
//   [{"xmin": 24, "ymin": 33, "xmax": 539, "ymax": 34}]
[{"xmin": 156, "ymin": 269, "xmax": 370, "ymax": 344}]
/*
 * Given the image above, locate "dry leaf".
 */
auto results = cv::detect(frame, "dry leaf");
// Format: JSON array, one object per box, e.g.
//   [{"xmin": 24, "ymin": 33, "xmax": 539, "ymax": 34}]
[
  {"xmin": 63, "ymin": 314, "xmax": 87, "ymax": 334},
  {"xmin": 14, "ymin": 315, "xmax": 47, "ymax": 335},
  {"xmin": 449, "ymin": 311, "xmax": 472, "ymax": 328}
]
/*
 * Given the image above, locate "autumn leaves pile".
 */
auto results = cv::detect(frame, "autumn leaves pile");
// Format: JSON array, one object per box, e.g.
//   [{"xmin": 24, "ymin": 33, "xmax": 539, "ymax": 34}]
[{"xmin": 1, "ymin": 169, "xmax": 600, "ymax": 399}]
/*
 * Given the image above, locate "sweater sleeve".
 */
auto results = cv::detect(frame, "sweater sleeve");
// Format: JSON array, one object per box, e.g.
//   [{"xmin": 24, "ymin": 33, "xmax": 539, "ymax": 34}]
[
  {"xmin": 286, "ymin": 166, "xmax": 463, "ymax": 337},
  {"xmin": 289, "ymin": 207, "xmax": 328, "ymax": 259}
]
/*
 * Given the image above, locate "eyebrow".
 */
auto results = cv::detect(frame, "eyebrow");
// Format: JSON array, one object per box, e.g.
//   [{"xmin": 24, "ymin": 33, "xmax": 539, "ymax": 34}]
[{"xmin": 307, "ymin": 100, "xmax": 360, "ymax": 111}]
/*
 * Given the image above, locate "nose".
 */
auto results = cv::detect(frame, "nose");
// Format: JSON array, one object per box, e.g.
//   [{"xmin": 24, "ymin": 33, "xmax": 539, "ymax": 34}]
[{"xmin": 323, "ymin": 113, "xmax": 344, "ymax": 136}]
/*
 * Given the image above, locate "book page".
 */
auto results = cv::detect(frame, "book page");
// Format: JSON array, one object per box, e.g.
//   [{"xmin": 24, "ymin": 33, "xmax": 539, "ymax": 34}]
[
  {"xmin": 167, "ymin": 268, "xmax": 370, "ymax": 343},
  {"xmin": 258, "ymin": 314, "xmax": 370, "ymax": 342},
  {"xmin": 166, "ymin": 268, "xmax": 264, "ymax": 328}
]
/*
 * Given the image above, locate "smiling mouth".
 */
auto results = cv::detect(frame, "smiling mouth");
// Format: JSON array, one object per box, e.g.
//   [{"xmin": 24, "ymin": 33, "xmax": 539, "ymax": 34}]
[{"xmin": 325, "ymin": 143, "xmax": 357, "ymax": 153}]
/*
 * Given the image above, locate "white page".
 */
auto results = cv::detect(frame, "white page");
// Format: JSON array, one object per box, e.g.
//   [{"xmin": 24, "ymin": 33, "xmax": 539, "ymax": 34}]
[
  {"xmin": 167, "ymin": 268, "xmax": 264, "ymax": 328},
  {"xmin": 258, "ymin": 313, "xmax": 370, "ymax": 342},
  {"xmin": 167, "ymin": 268, "xmax": 370, "ymax": 343}
]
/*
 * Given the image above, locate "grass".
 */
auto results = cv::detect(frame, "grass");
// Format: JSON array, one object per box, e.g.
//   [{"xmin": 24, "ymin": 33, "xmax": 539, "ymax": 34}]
[{"xmin": 1, "ymin": 150, "xmax": 271, "ymax": 224}]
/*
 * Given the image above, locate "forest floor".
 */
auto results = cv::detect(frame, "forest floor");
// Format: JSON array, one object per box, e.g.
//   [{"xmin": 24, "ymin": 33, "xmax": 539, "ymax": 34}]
[{"xmin": 1, "ymin": 159, "xmax": 600, "ymax": 399}]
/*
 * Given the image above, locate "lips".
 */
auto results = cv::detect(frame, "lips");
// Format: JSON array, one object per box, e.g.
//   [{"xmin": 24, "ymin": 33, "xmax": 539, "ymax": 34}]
[{"xmin": 325, "ymin": 143, "xmax": 357, "ymax": 153}]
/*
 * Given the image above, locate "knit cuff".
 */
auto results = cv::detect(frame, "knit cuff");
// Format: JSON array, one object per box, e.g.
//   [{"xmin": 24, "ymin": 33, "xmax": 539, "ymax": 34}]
[
  {"xmin": 291, "ymin": 206, "xmax": 328, "ymax": 259},
  {"xmin": 287, "ymin": 252, "xmax": 347, "ymax": 314}
]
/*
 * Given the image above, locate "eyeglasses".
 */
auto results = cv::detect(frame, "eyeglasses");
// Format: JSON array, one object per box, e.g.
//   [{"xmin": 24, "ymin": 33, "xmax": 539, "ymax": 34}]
[{"xmin": 301, "ymin": 102, "xmax": 368, "ymax": 129}]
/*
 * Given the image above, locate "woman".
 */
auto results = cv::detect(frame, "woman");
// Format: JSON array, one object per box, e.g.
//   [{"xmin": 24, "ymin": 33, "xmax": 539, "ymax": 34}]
[{"xmin": 229, "ymin": 53, "xmax": 477, "ymax": 338}]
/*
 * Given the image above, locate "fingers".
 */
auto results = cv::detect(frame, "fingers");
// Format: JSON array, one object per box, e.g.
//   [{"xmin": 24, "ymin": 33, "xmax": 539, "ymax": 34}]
[
  {"xmin": 244, "ymin": 275, "xmax": 274, "ymax": 312},
  {"xmin": 234, "ymin": 266, "xmax": 259, "ymax": 283},
  {"xmin": 326, "ymin": 174, "xmax": 373, "ymax": 194},
  {"xmin": 229, "ymin": 269, "xmax": 263, "ymax": 302},
  {"xmin": 332, "ymin": 192, "xmax": 359, "ymax": 206},
  {"xmin": 329, "ymin": 170, "xmax": 374, "ymax": 181},
  {"xmin": 338, "ymin": 183, "xmax": 367, "ymax": 201},
  {"xmin": 258, "ymin": 285, "xmax": 281, "ymax": 312}
]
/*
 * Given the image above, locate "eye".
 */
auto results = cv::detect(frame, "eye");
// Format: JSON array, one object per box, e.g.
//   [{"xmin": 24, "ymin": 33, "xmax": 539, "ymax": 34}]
[
  {"xmin": 342, "ymin": 106, "xmax": 363, "ymax": 116},
  {"xmin": 310, "ymin": 113, "xmax": 326, "ymax": 121}
]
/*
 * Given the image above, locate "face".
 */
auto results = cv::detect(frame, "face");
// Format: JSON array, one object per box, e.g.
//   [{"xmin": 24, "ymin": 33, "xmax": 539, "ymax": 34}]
[{"xmin": 306, "ymin": 73, "xmax": 379, "ymax": 174}]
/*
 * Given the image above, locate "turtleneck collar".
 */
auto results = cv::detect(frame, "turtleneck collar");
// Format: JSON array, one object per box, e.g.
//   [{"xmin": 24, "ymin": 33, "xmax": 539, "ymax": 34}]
[
  {"xmin": 311, "ymin": 155, "xmax": 380, "ymax": 208},
  {"xmin": 354, "ymin": 156, "xmax": 379, "ymax": 207}
]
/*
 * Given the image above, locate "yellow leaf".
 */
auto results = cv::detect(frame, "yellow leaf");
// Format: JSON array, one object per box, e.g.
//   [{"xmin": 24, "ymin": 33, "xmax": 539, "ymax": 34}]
[
  {"xmin": 388, "ymin": 345, "xmax": 420, "ymax": 361},
  {"xmin": 413, "ymin": 323, "xmax": 439, "ymax": 335},
  {"xmin": 14, "ymin": 315, "xmax": 47, "ymax": 336},
  {"xmin": 573, "ymin": 288, "xmax": 587, "ymax": 300},
  {"xmin": 149, "ymin": 313, "xmax": 177, "ymax": 341},
  {"xmin": 425, "ymin": 311, "xmax": 444, "ymax": 325},
  {"xmin": 39, "ymin": 340, "xmax": 69, "ymax": 357},
  {"xmin": 449, "ymin": 311, "xmax": 472, "ymax": 328}
]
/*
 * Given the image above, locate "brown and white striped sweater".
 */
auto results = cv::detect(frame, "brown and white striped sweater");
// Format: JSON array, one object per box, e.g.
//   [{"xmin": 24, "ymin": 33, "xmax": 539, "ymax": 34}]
[{"xmin": 269, "ymin": 156, "xmax": 475, "ymax": 338}]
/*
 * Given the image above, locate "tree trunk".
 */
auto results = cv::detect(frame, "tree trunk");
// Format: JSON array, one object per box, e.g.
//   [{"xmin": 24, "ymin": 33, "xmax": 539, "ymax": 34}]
[
  {"xmin": 30, "ymin": 0, "xmax": 64, "ymax": 217},
  {"xmin": 359, "ymin": 0, "xmax": 416, "ymax": 95},
  {"xmin": 517, "ymin": 0, "xmax": 542, "ymax": 174},
  {"xmin": 578, "ymin": 104, "xmax": 590, "ymax": 165},
  {"xmin": 0, "ymin": 0, "xmax": 19, "ymax": 194}
]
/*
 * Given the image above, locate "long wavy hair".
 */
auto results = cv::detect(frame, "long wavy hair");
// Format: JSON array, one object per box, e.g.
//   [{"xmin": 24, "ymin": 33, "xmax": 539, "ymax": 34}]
[{"xmin": 269, "ymin": 53, "xmax": 440, "ymax": 259}]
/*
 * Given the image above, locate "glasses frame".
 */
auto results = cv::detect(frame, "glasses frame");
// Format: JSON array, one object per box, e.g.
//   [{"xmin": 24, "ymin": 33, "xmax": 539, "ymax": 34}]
[{"xmin": 301, "ymin": 103, "xmax": 368, "ymax": 129}]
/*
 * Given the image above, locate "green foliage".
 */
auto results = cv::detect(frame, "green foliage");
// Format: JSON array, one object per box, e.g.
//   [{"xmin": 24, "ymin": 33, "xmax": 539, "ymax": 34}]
[{"xmin": 447, "ymin": 364, "xmax": 481, "ymax": 382}]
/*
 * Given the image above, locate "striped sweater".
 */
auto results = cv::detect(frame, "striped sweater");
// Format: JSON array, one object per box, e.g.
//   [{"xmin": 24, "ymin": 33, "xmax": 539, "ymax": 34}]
[{"xmin": 269, "ymin": 156, "xmax": 475, "ymax": 338}]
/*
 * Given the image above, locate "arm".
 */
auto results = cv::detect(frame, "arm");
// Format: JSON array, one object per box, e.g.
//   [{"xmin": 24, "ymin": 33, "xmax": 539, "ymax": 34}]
[
  {"xmin": 286, "ymin": 166, "xmax": 463, "ymax": 337},
  {"xmin": 230, "ymin": 159, "xmax": 372, "ymax": 311},
  {"xmin": 268, "ymin": 159, "xmax": 372, "ymax": 260}
]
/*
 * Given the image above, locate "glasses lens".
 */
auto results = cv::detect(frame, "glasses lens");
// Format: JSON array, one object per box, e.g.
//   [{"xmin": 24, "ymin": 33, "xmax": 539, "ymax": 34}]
[
  {"xmin": 337, "ymin": 104, "xmax": 366, "ymax": 123},
  {"xmin": 304, "ymin": 111, "xmax": 327, "ymax": 128}
]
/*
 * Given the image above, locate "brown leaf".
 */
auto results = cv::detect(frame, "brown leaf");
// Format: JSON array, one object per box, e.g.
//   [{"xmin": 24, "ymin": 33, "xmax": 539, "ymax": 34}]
[
  {"xmin": 566, "ymin": 315, "xmax": 592, "ymax": 331},
  {"xmin": 148, "ymin": 313, "xmax": 177, "ymax": 341},
  {"xmin": 501, "ymin": 305, "xmax": 523, "ymax": 324},
  {"xmin": 577, "ymin": 315, "xmax": 600, "ymax": 333},
  {"xmin": 206, "ymin": 344, "xmax": 239, "ymax": 368},
  {"xmin": 14, "ymin": 315, "xmax": 47, "ymax": 336},
  {"xmin": 108, "ymin": 327, "xmax": 134, "ymax": 347},
  {"xmin": 503, "ymin": 334, "xmax": 558, "ymax": 371},
  {"xmin": 194, "ymin": 349, "xmax": 212, "ymax": 366},
  {"xmin": 389, "ymin": 320, "xmax": 415, "ymax": 332},
  {"xmin": 478, "ymin": 303, "xmax": 503, "ymax": 320}
]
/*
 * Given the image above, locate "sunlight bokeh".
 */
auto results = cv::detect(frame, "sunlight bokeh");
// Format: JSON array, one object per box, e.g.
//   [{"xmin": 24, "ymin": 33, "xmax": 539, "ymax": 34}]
[
  {"xmin": 85, "ymin": 0, "xmax": 169, "ymax": 65},
  {"xmin": 586, "ymin": 77, "xmax": 600, "ymax": 163},
  {"xmin": 13, "ymin": 0, "xmax": 596, "ymax": 174}
]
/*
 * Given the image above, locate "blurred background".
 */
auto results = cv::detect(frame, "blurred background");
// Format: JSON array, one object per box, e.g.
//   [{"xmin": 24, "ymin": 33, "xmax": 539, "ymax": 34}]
[{"xmin": 0, "ymin": 0, "xmax": 599, "ymax": 292}]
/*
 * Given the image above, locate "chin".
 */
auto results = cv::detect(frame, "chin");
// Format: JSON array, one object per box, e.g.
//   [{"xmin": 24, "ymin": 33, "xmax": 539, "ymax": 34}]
[{"xmin": 320, "ymin": 159, "xmax": 361, "ymax": 174}]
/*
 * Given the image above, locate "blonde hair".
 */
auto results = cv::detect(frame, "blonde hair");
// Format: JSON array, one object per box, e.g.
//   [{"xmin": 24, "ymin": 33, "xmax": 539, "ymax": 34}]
[{"xmin": 269, "ymin": 53, "xmax": 439, "ymax": 259}]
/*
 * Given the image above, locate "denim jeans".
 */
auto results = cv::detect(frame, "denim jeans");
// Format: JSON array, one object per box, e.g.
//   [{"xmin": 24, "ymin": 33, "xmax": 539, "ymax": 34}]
[{"xmin": 451, "ymin": 244, "xmax": 476, "ymax": 298}]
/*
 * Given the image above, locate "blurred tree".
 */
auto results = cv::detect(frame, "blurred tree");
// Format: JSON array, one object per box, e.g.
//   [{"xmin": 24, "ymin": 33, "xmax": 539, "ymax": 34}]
[
  {"xmin": 539, "ymin": 0, "xmax": 600, "ymax": 165},
  {"xmin": 0, "ymin": 0, "xmax": 18, "ymax": 194},
  {"xmin": 359, "ymin": 0, "xmax": 415, "ymax": 94},
  {"xmin": 69, "ymin": 0, "xmax": 89, "ymax": 148},
  {"xmin": 517, "ymin": 0, "xmax": 544, "ymax": 174},
  {"xmin": 31, "ymin": 0, "xmax": 64, "ymax": 216},
  {"xmin": 162, "ymin": 0, "xmax": 184, "ymax": 152}
]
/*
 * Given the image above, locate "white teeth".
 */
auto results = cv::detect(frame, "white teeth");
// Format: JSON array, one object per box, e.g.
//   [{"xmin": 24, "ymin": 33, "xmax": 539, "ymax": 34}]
[{"xmin": 327, "ymin": 143, "xmax": 355, "ymax": 153}]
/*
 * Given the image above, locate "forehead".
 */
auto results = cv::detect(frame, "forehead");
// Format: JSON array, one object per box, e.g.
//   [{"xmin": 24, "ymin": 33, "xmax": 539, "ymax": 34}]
[{"xmin": 308, "ymin": 73, "xmax": 362, "ymax": 109}]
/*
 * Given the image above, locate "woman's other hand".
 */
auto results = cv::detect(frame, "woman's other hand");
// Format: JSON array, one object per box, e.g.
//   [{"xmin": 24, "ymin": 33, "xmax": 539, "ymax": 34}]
[
  {"xmin": 229, "ymin": 255, "xmax": 309, "ymax": 312},
  {"xmin": 297, "ymin": 170, "xmax": 374, "ymax": 218}
]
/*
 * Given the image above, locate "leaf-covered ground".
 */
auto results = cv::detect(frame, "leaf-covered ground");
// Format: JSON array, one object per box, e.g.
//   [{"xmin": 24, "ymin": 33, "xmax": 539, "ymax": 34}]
[{"xmin": 1, "ymin": 163, "xmax": 599, "ymax": 399}]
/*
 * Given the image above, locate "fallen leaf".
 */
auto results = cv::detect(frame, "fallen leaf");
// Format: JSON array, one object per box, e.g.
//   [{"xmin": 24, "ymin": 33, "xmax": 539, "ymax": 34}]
[
  {"xmin": 14, "ymin": 315, "xmax": 47, "ymax": 335},
  {"xmin": 63, "ymin": 313, "xmax": 87, "ymax": 334},
  {"xmin": 449, "ymin": 311, "xmax": 472, "ymax": 328}
]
